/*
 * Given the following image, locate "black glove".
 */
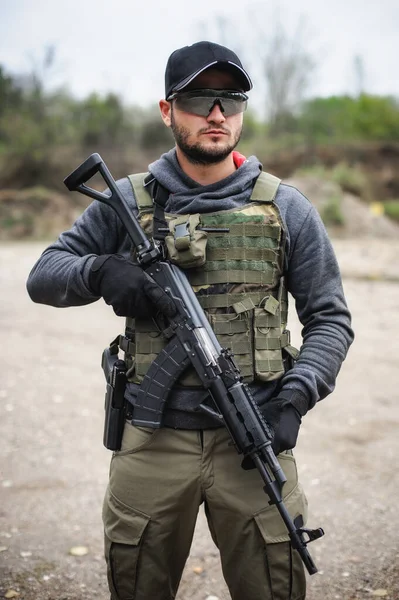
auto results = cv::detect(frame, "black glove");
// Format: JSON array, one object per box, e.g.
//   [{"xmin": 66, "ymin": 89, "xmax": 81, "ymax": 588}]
[
  {"xmin": 241, "ymin": 392, "xmax": 305, "ymax": 470},
  {"xmin": 89, "ymin": 254, "xmax": 177, "ymax": 319},
  {"xmin": 268, "ymin": 400, "xmax": 302, "ymax": 455}
]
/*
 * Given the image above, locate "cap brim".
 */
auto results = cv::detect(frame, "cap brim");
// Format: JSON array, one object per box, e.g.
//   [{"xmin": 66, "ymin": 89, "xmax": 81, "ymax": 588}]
[{"xmin": 173, "ymin": 60, "xmax": 253, "ymax": 94}]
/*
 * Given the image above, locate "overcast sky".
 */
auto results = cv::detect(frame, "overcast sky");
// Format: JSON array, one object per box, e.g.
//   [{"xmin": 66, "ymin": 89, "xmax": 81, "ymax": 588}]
[{"xmin": 0, "ymin": 0, "xmax": 398, "ymax": 115}]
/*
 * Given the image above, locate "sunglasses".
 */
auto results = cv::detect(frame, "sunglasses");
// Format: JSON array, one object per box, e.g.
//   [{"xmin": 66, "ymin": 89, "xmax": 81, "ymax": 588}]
[{"xmin": 168, "ymin": 89, "xmax": 248, "ymax": 117}]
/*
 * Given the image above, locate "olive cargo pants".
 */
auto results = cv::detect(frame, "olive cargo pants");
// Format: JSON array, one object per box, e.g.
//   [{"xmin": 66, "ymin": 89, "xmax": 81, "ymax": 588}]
[{"xmin": 103, "ymin": 423, "xmax": 308, "ymax": 600}]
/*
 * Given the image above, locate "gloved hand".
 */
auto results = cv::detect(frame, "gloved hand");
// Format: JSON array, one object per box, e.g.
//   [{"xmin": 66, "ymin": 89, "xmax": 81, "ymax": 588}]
[
  {"xmin": 241, "ymin": 393, "xmax": 304, "ymax": 470},
  {"xmin": 89, "ymin": 254, "xmax": 177, "ymax": 319},
  {"xmin": 267, "ymin": 400, "xmax": 302, "ymax": 455}
]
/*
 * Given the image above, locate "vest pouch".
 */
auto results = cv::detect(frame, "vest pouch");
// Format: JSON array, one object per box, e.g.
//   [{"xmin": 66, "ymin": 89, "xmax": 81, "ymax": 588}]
[
  {"xmin": 208, "ymin": 312, "xmax": 254, "ymax": 381},
  {"xmin": 165, "ymin": 214, "xmax": 208, "ymax": 268},
  {"xmin": 254, "ymin": 298, "xmax": 285, "ymax": 382}
]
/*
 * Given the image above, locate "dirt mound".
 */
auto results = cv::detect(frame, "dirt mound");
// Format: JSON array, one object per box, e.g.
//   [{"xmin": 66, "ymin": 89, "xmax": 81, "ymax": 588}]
[
  {"xmin": 285, "ymin": 175, "xmax": 399, "ymax": 238},
  {"xmin": 265, "ymin": 142, "xmax": 399, "ymax": 200},
  {"xmin": 1, "ymin": 174, "xmax": 399, "ymax": 241},
  {"xmin": 0, "ymin": 187, "xmax": 89, "ymax": 240}
]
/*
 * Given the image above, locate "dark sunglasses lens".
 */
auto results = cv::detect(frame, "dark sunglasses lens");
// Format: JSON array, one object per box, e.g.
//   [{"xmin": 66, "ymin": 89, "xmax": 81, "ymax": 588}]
[
  {"xmin": 174, "ymin": 93, "xmax": 247, "ymax": 117},
  {"xmin": 219, "ymin": 98, "xmax": 248, "ymax": 116},
  {"xmin": 174, "ymin": 96, "xmax": 212, "ymax": 116}
]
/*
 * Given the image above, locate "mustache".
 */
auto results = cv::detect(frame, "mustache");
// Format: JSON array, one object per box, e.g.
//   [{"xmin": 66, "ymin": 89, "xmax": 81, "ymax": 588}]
[{"xmin": 199, "ymin": 126, "xmax": 230, "ymax": 134}]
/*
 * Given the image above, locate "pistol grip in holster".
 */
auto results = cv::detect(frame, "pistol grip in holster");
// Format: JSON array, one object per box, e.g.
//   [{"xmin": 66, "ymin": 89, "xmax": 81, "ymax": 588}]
[{"xmin": 102, "ymin": 347, "xmax": 127, "ymax": 451}]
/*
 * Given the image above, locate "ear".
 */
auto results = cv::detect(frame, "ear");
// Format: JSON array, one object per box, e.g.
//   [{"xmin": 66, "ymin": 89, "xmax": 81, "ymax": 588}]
[{"xmin": 159, "ymin": 99, "xmax": 172, "ymax": 127}]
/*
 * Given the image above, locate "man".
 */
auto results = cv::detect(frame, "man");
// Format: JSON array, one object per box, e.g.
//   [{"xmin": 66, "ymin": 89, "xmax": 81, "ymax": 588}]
[{"xmin": 27, "ymin": 41, "xmax": 354, "ymax": 600}]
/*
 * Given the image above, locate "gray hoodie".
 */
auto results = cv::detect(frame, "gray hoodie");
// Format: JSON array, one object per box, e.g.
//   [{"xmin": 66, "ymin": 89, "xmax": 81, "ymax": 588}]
[{"xmin": 26, "ymin": 149, "xmax": 354, "ymax": 427}]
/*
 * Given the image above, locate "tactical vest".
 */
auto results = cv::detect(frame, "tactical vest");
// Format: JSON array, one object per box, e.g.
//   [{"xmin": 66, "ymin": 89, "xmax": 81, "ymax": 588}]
[{"xmin": 119, "ymin": 171, "xmax": 298, "ymax": 387}]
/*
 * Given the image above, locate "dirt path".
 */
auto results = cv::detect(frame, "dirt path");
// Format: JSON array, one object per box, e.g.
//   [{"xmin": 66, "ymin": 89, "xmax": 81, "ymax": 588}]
[{"xmin": 1, "ymin": 240, "xmax": 399, "ymax": 600}]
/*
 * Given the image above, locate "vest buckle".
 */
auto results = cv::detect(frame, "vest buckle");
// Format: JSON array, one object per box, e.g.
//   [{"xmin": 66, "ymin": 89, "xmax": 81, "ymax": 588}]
[{"xmin": 174, "ymin": 221, "xmax": 191, "ymax": 250}]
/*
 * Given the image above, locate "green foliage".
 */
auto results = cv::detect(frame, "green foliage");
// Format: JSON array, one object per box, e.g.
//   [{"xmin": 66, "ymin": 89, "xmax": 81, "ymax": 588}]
[
  {"xmin": 1, "ymin": 213, "xmax": 33, "ymax": 231},
  {"xmin": 0, "ymin": 66, "xmax": 23, "ymax": 122},
  {"xmin": 0, "ymin": 64, "xmax": 143, "ymax": 188},
  {"xmin": 298, "ymin": 94, "xmax": 399, "ymax": 143},
  {"xmin": 1, "ymin": 59, "xmax": 399, "ymax": 193},
  {"xmin": 298, "ymin": 96, "xmax": 354, "ymax": 141},
  {"xmin": 74, "ymin": 92, "xmax": 136, "ymax": 147},
  {"xmin": 297, "ymin": 163, "xmax": 372, "ymax": 202},
  {"xmin": 268, "ymin": 110, "xmax": 300, "ymax": 137},
  {"xmin": 240, "ymin": 109, "xmax": 264, "ymax": 142},
  {"xmin": 330, "ymin": 162, "xmax": 369, "ymax": 197},
  {"xmin": 383, "ymin": 200, "xmax": 399, "ymax": 222},
  {"xmin": 320, "ymin": 195, "xmax": 345, "ymax": 227},
  {"xmin": 353, "ymin": 94, "xmax": 399, "ymax": 140},
  {"xmin": 296, "ymin": 164, "xmax": 329, "ymax": 178},
  {"xmin": 139, "ymin": 108, "xmax": 174, "ymax": 151}
]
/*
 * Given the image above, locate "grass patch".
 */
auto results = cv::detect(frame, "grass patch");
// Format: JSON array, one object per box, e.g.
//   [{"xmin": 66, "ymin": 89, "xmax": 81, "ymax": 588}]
[
  {"xmin": 296, "ymin": 164, "xmax": 330, "ymax": 179},
  {"xmin": 383, "ymin": 200, "xmax": 399, "ymax": 222},
  {"xmin": 330, "ymin": 162, "xmax": 369, "ymax": 197},
  {"xmin": 1, "ymin": 214, "xmax": 33, "ymax": 230},
  {"xmin": 297, "ymin": 162, "xmax": 371, "ymax": 200},
  {"xmin": 321, "ymin": 195, "xmax": 345, "ymax": 227}
]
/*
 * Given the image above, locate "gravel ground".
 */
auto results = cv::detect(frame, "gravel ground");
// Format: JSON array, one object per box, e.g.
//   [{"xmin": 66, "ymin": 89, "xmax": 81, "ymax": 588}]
[{"xmin": 1, "ymin": 240, "xmax": 399, "ymax": 600}]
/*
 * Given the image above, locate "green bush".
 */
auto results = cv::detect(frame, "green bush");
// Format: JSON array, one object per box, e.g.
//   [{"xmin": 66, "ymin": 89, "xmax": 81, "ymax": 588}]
[
  {"xmin": 321, "ymin": 195, "xmax": 345, "ymax": 227},
  {"xmin": 383, "ymin": 201, "xmax": 399, "ymax": 223},
  {"xmin": 296, "ymin": 165, "xmax": 329, "ymax": 179},
  {"xmin": 330, "ymin": 162, "xmax": 369, "ymax": 197},
  {"xmin": 297, "ymin": 163, "xmax": 370, "ymax": 200},
  {"xmin": 139, "ymin": 116, "xmax": 174, "ymax": 151},
  {"xmin": 298, "ymin": 94, "xmax": 399, "ymax": 143}
]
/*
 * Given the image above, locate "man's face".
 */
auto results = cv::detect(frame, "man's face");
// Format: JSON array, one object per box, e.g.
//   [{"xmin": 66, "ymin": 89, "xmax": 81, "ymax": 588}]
[{"xmin": 162, "ymin": 69, "xmax": 245, "ymax": 166}]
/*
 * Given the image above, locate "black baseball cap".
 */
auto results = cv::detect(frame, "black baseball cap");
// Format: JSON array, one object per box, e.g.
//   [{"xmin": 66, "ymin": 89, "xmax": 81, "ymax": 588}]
[{"xmin": 165, "ymin": 41, "xmax": 253, "ymax": 99}]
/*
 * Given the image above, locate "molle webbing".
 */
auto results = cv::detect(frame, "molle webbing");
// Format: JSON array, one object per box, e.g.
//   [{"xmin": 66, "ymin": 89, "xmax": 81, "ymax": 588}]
[
  {"xmin": 122, "ymin": 282, "xmax": 291, "ymax": 385},
  {"xmin": 196, "ymin": 290, "xmax": 273, "ymax": 310},
  {"xmin": 123, "ymin": 171, "xmax": 297, "ymax": 384},
  {"xmin": 188, "ymin": 212, "xmax": 280, "ymax": 286},
  {"xmin": 166, "ymin": 210, "xmax": 281, "ymax": 287}
]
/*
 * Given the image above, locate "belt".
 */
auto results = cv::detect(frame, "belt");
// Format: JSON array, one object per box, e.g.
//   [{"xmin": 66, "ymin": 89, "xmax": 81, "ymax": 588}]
[{"xmin": 124, "ymin": 393, "xmax": 224, "ymax": 430}]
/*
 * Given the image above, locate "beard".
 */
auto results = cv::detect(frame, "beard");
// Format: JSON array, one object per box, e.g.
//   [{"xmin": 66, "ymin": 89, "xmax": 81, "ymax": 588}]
[{"xmin": 171, "ymin": 110, "xmax": 242, "ymax": 165}]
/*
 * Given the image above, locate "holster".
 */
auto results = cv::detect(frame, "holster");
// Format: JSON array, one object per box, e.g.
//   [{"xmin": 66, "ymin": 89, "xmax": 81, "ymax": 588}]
[{"xmin": 102, "ymin": 345, "xmax": 127, "ymax": 451}]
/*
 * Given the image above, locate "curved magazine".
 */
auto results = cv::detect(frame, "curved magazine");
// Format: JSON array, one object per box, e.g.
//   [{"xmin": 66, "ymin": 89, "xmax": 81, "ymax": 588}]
[{"xmin": 133, "ymin": 338, "xmax": 191, "ymax": 427}]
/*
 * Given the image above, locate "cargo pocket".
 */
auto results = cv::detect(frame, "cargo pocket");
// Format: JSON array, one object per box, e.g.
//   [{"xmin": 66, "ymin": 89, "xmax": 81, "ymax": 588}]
[
  {"xmin": 103, "ymin": 487, "xmax": 150, "ymax": 600},
  {"xmin": 253, "ymin": 453, "xmax": 308, "ymax": 600},
  {"xmin": 209, "ymin": 312, "xmax": 253, "ymax": 381}
]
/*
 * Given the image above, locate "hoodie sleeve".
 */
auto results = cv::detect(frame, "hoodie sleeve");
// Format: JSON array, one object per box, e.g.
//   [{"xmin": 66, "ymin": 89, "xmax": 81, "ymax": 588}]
[
  {"xmin": 26, "ymin": 178, "xmax": 134, "ymax": 307},
  {"xmin": 277, "ymin": 188, "xmax": 354, "ymax": 415}
]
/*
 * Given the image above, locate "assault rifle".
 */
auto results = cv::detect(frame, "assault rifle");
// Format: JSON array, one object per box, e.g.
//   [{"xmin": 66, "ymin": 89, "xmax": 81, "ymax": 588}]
[{"xmin": 64, "ymin": 153, "xmax": 324, "ymax": 575}]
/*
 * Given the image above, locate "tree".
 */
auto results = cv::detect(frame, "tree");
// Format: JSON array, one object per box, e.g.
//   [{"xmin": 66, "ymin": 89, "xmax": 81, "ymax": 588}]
[
  {"xmin": 0, "ymin": 66, "xmax": 23, "ymax": 121},
  {"xmin": 261, "ymin": 16, "xmax": 316, "ymax": 134},
  {"xmin": 353, "ymin": 54, "xmax": 366, "ymax": 97},
  {"xmin": 196, "ymin": 7, "xmax": 317, "ymax": 134},
  {"xmin": 75, "ymin": 92, "xmax": 135, "ymax": 148}
]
